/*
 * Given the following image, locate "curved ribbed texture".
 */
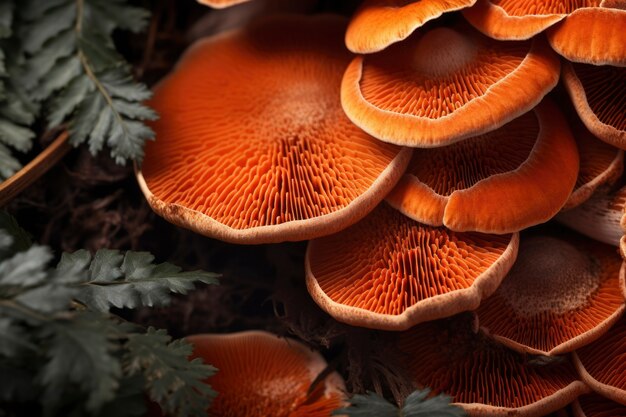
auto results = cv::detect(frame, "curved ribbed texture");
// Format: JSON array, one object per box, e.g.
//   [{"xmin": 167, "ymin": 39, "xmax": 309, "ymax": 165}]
[
  {"xmin": 137, "ymin": 15, "xmax": 412, "ymax": 244},
  {"xmin": 477, "ymin": 235, "xmax": 625, "ymax": 355},
  {"xmin": 564, "ymin": 115, "xmax": 623, "ymax": 210},
  {"xmin": 563, "ymin": 62, "xmax": 626, "ymax": 150},
  {"xmin": 574, "ymin": 315, "xmax": 626, "ymax": 405},
  {"xmin": 306, "ymin": 204, "xmax": 518, "ymax": 330},
  {"xmin": 386, "ymin": 100, "xmax": 579, "ymax": 233},
  {"xmin": 399, "ymin": 315, "xmax": 589, "ymax": 416},
  {"xmin": 346, "ymin": 0, "xmax": 477, "ymax": 53},
  {"xmin": 187, "ymin": 331, "xmax": 346, "ymax": 417},
  {"xmin": 341, "ymin": 24, "xmax": 560, "ymax": 147},
  {"xmin": 463, "ymin": 0, "xmax": 599, "ymax": 40}
]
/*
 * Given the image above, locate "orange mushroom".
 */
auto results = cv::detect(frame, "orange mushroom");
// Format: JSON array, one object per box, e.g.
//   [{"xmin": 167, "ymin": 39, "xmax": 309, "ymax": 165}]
[
  {"xmin": 476, "ymin": 234, "xmax": 626, "ymax": 356},
  {"xmin": 398, "ymin": 314, "xmax": 590, "ymax": 416},
  {"xmin": 562, "ymin": 62, "xmax": 625, "ymax": 150},
  {"xmin": 306, "ymin": 203, "xmax": 519, "ymax": 330},
  {"xmin": 345, "ymin": 0, "xmax": 477, "ymax": 53},
  {"xmin": 187, "ymin": 331, "xmax": 346, "ymax": 416},
  {"xmin": 341, "ymin": 23, "xmax": 560, "ymax": 147},
  {"xmin": 547, "ymin": 6, "xmax": 626, "ymax": 66},
  {"xmin": 197, "ymin": 0, "xmax": 251, "ymax": 8},
  {"xmin": 563, "ymin": 115, "xmax": 623, "ymax": 211},
  {"xmin": 385, "ymin": 99, "xmax": 579, "ymax": 234},
  {"xmin": 136, "ymin": 15, "xmax": 412, "ymax": 244},
  {"xmin": 573, "ymin": 314, "xmax": 626, "ymax": 405},
  {"xmin": 558, "ymin": 186, "xmax": 626, "ymax": 247},
  {"xmin": 573, "ymin": 393, "xmax": 626, "ymax": 417},
  {"xmin": 462, "ymin": 0, "xmax": 599, "ymax": 40}
]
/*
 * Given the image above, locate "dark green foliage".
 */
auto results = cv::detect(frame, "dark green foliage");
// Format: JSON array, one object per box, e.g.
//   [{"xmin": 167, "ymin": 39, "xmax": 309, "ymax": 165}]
[
  {"xmin": 0, "ymin": 0, "xmax": 157, "ymax": 181},
  {"xmin": 335, "ymin": 389, "xmax": 466, "ymax": 417},
  {"xmin": 0, "ymin": 212, "xmax": 218, "ymax": 417}
]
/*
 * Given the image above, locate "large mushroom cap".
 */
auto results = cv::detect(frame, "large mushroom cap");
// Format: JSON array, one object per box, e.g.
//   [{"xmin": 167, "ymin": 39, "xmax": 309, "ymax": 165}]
[
  {"xmin": 137, "ymin": 15, "xmax": 411, "ymax": 244},
  {"xmin": 573, "ymin": 393, "xmax": 626, "ymax": 417},
  {"xmin": 563, "ymin": 62, "xmax": 626, "ymax": 149},
  {"xmin": 574, "ymin": 314, "xmax": 626, "ymax": 405},
  {"xmin": 306, "ymin": 203, "xmax": 518, "ymax": 330},
  {"xmin": 345, "ymin": 0, "xmax": 477, "ymax": 53},
  {"xmin": 341, "ymin": 23, "xmax": 560, "ymax": 147},
  {"xmin": 398, "ymin": 315, "xmax": 589, "ymax": 416},
  {"xmin": 187, "ymin": 331, "xmax": 346, "ymax": 416},
  {"xmin": 385, "ymin": 99, "xmax": 579, "ymax": 234},
  {"xmin": 476, "ymin": 234, "xmax": 626, "ymax": 356},
  {"xmin": 462, "ymin": 0, "xmax": 600, "ymax": 40},
  {"xmin": 547, "ymin": 7, "xmax": 626, "ymax": 66}
]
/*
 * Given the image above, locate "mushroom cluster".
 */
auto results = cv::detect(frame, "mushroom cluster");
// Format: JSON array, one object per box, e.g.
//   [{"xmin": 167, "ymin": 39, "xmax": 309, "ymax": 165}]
[{"xmin": 136, "ymin": 0, "xmax": 626, "ymax": 415}]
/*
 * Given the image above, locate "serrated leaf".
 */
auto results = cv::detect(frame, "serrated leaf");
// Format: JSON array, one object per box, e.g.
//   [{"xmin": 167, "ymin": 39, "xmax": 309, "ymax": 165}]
[
  {"xmin": 75, "ymin": 250, "xmax": 218, "ymax": 312},
  {"xmin": 15, "ymin": 284, "xmax": 78, "ymax": 313},
  {"xmin": 0, "ymin": 245, "xmax": 52, "ymax": 286},
  {"xmin": 39, "ymin": 314, "xmax": 122, "ymax": 412},
  {"xmin": 24, "ymin": 28, "xmax": 76, "ymax": 88},
  {"xmin": 111, "ymin": 99, "xmax": 157, "ymax": 121},
  {"xmin": 125, "ymin": 328, "xmax": 216, "ymax": 417},
  {"xmin": 335, "ymin": 390, "xmax": 466, "ymax": 417},
  {"xmin": 0, "ymin": 118, "xmax": 35, "ymax": 151},
  {"xmin": 0, "ymin": 2, "xmax": 14, "ymax": 39},
  {"xmin": 0, "ymin": 142, "xmax": 21, "ymax": 180},
  {"xmin": 47, "ymin": 74, "xmax": 93, "ymax": 127},
  {"xmin": 20, "ymin": 2, "xmax": 75, "ymax": 54},
  {"xmin": 35, "ymin": 55, "xmax": 81, "ymax": 100},
  {"xmin": 94, "ymin": 374, "xmax": 147, "ymax": 417},
  {"xmin": 69, "ymin": 92, "xmax": 104, "ymax": 146}
]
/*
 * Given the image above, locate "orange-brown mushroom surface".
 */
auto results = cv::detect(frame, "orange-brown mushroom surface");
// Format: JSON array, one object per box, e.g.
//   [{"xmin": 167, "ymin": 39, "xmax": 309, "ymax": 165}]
[
  {"xmin": 187, "ymin": 331, "xmax": 346, "ymax": 416},
  {"xmin": 476, "ymin": 234, "xmax": 626, "ymax": 356},
  {"xmin": 574, "ymin": 315, "xmax": 626, "ymax": 405},
  {"xmin": 197, "ymin": 0, "xmax": 251, "ymax": 8},
  {"xmin": 137, "ymin": 15, "xmax": 411, "ymax": 244},
  {"xmin": 341, "ymin": 23, "xmax": 560, "ymax": 147},
  {"xmin": 385, "ymin": 100, "xmax": 579, "ymax": 234},
  {"xmin": 306, "ymin": 204, "xmax": 518, "ymax": 330},
  {"xmin": 563, "ymin": 116, "xmax": 623, "ymax": 210},
  {"xmin": 573, "ymin": 393, "xmax": 626, "ymax": 417},
  {"xmin": 547, "ymin": 7, "xmax": 626, "ymax": 66},
  {"xmin": 345, "ymin": 0, "xmax": 477, "ymax": 53},
  {"xmin": 558, "ymin": 186, "xmax": 626, "ymax": 247},
  {"xmin": 463, "ymin": 0, "xmax": 601, "ymax": 40},
  {"xmin": 398, "ymin": 315, "xmax": 589, "ymax": 416},
  {"xmin": 563, "ymin": 62, "xmax": 626, "ymax": 150}
]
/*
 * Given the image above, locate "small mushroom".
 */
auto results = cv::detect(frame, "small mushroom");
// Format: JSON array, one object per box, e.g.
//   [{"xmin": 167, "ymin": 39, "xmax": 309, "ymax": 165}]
[
  {"xmin": 345, "ymin": 0, "xmax": 478, "ymax": 53},
  {"xmin": 186, "ymin": 331, "xmax": 346, "ymax": 416},
  {"xmin": 573, "ymin": 314, "xmax": 626, "ymax": 405},
  {"xmin": 572, "ymin": 393, "xmax": 626, "ymax": 417},
  {"xmin": 398, "ymin": 314, "xmax": 590, "ymax": 417},
  {"xmin": 476, "ymin": 234, "xmax": 626, "ymax": 356},
  {"xmin": 306, "ymin": 203, "xmax": 519, "ymax": 330},
  {"xmin": 340, "ymin": 23, "xmax": 560, "ymax": 147},
  {"xmin": 385, "ymin": 99, "xmax": 579, "ymax": 234},
  {"xmin": 562, "ymin": 62, "xmax": 625, "ymax": 150},
  {"xmin": 136, "ymin": 15, "xmax": 411, "ymax": 244}
]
